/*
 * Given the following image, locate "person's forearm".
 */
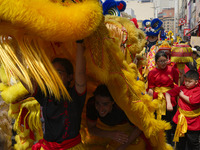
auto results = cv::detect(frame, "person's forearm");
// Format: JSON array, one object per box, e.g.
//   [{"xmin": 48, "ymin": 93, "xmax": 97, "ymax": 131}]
[
  {"xmin": 118, "ymin": 127, "xmax": 142, "ymax": 149},
  {"xmin": 127, "ymin": 127, "xmax": 141, "ymax": 145},
  {"xmin": 165, "ymin": 93, "xmax": 171, "ymax": 105},
  {"xmin": 180, "ymin": 94, "xmax": 190, "ymax": 104},
  {"xmin": 165, "ymin": 92, "xmax": 173, "ymax": 111},
  {"xmin": 88, "ymin": 126, "xmax": 112, "ymax": 139},
  {"xmin": 75, "ymin": 42, "xmax": 86, "ymax": 93},
  {"xmin": 76, "ymin": 43, "xmax": 86, "ymax": 75}
]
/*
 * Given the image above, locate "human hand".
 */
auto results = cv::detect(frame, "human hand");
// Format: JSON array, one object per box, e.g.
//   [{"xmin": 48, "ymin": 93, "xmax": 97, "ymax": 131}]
[
  {"xmin": 110, "ymin": 131, "xmax": 129, "ymax": 144},
  {"xmin": 179, "ymin": 90, "xmax": 184, "ymax": 98}
]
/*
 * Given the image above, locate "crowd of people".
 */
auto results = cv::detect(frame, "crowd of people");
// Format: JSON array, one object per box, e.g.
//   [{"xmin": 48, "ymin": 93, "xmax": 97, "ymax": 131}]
[
  {"xmin": 29, "ymin": 39, "xmax": 199, "ymax": 150},
  {"xmin": 147, "ymin": 42, "xmax": 200, "ymax": 150},
  {"xmin": 0, "ymin": 1, "xmax": 199, "ymax": 150},
  {"xmin": 1, "ymin": 26, "xmax": 199, "ymax": 150}
]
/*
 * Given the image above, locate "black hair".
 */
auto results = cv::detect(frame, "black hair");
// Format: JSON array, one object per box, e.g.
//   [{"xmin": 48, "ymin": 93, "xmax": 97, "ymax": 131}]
[
  {"xmin": 93, "ymin": 84, "xmax": 114, "ymax": 101},
  {"xmin": 180, "ymin": 41, "xmax": 186, "ymax": 43},
  {"xmin": 155, "ymin": 51, "xmax": 167, "ymax": 62},
  {"xmin": 194, "ymin": 45, "xmax": 200, "ymax": 51},
  {"xmin": 184, "ymin": 70, "xmax": 199, "ymax": 81},
  {"xmin": 52, "ymin": 58, "xmax": 73, "ymax": 75},
  {"xmin": 193, "ymin": 51, "xmax": 197, "ymax": 54}
]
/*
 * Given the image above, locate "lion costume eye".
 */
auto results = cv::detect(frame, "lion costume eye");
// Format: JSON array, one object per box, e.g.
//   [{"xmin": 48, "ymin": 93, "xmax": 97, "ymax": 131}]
[
  {"xmin": 107, "ymin": 7, "xmax": 120, "ymax": 16},
  {"xmin": 102, "ymin": 0, "xmax": 126, "ymax": 16},
  {"xmin": 142, "ymin": 18, "xmax": 163, "ymax": 37}
]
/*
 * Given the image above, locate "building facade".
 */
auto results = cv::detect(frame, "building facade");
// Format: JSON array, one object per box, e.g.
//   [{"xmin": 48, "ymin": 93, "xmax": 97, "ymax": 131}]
[
  {"xmin": 177, "ymin": 0, "xmax": 200, "ymax": 39},
  {"xmin": 124, "ymin": 1, "xmax": 154, "ymax": 20},
  {"xmin": 158, "ymin": 8, "xmax": 174, "ymax": 33}
]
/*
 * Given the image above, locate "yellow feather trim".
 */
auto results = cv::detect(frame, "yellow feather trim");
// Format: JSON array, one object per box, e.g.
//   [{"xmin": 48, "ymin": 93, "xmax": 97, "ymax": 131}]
[
  {"xmin": 0, "ymin": 83, "xmax": 8, "ymax": 91},
  {"xmin": 0, "ymin": 0, "xmax": 103, "ymax": 42},
  {"xmin": 196, "ymin": 57, "xmax": 200, "ymax": 70},
  {"xmin": 105, "ymin": 15, "xmax": 146, "ymax": 64},
  {"xmin": 85, "ymin": 28, "xmax": 172, "ymax": 149},
  {"xmin": 1, "ymin": 82, "xmax": 29, "ymax": 103},
  {"xmin": 0, "ymin": 65, "xmax": 9, "ymax": 83},
  {"xmin": 135, "ymin": 54, "xmax": 147, "ymax": 68},
  {"xmin": 13, "ymin": 97, "xmax": 43, "ymax": 149},
  {"xmin": 14, "ymin": 135, "xmax": 34, "ymax": 150},
  {"xmin": 0, "ymin": 2, "xmax": 172, "ymax": 149},
  {"xmin": 9, "ymin": 103, "xmax": 20, "ymax": 119},
  {"xmin": 171, "ymin": 45, "xmax": 193, "ymax": 63},
  {"xmin": 0, "ymin": 36, "xmax": 71, "ymax": 100},
  {"xmin": 171, "ymin": 57, "xmax": 193, "ymax": 63}
]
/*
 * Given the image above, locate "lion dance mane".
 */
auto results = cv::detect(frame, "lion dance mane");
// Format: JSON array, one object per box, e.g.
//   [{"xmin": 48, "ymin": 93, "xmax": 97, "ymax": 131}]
[{"xmin": 0, "ymin": 0, "xmax": 173, "ymax": 150}]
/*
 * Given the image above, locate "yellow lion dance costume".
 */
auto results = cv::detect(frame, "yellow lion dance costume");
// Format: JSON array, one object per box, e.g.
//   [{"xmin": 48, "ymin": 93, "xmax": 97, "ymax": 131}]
[{"xmin": 0, "ymin": 0, "xmax": 172, "ymax": 150}]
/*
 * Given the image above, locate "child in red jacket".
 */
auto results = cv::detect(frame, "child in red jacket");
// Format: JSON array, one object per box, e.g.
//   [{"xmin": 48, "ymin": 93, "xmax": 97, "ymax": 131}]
[{"xmin": 165, "ymin": 70, "xmax": 200, "ymax": 150}]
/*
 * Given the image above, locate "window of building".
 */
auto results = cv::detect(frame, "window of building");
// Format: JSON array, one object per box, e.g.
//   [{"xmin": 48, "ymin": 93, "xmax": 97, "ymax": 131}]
[{"xmin": 141, "ymin": 0, "xmax": 151, "ymax": 2}]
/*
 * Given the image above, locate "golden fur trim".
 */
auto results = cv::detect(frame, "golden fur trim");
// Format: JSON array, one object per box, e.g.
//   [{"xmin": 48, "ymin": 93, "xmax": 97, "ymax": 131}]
[{"xmin": 0, "ymin": 0, "xmax": 103, "ymax": 42}]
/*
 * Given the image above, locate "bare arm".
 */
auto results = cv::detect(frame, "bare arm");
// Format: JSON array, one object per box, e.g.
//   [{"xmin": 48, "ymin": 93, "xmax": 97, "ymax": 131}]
[
  {"xmin": 87, "ymin": 119, "xmax": 111, "ymax": 138},
  {"xmin": 179, "ymin": 90, "xmax": 190, "ymax": 104},
  {"xmin": 165, "ymin": 92, "xmax": 173, "ymax": 111},
  {"xmin": 117, "ymin": 126, "xmax": 142, "ymax": 150},
  {"xmin": 87, "ymin": 119, "xmax": 128, "ymax": 144},
  {"xmin": 127, "ymin": 126, "xmax": 142, "ymax": 144},
  {"xmin": 75, "ymin": 42, "xmax": 86, "ymax": 94}
]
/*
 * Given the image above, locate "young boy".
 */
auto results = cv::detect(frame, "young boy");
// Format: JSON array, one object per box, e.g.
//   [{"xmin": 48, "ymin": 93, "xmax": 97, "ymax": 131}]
[{"xmin": 165, "ymin": 70, "xmax": 200, "ymax": 150}]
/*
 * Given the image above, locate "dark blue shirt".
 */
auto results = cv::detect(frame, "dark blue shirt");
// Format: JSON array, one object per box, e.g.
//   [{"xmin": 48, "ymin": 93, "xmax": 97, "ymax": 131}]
[
  {"xmin": 34, "ymin": 86, "xmax": 86, "ymax": 143},
  {"xmin": 86, "ymin": 96, "xmax": 130, "ymax": 126}
]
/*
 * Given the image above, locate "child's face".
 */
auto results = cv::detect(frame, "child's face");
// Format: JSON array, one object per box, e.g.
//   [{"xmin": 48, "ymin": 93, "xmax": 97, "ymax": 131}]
[
  {"xmin": 184, "ymin": 77, "xmax": 198, "ymax": 89},
  {"xmin": 156, "ymin": 56, "xmax": 168, "ymax": 69},
  {"xmin": 53, "ymin": 62, "xmax": 72, "ymax": 87}
]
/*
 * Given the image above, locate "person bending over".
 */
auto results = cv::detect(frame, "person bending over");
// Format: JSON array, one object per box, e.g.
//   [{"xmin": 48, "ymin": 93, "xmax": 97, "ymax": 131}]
[{"xmin": 86, "ymin": 84, "xmax": 151, "ymax": 150}]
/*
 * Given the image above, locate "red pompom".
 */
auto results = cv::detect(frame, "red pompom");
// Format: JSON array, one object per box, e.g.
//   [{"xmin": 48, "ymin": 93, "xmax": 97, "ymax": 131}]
[
  {"xmin": 117, "ymin": 3, "xmax": 124, "ymax": 11},
  {"xmin": 130, "ymin": 18, "xmax": 139, "ymax": 28}
]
